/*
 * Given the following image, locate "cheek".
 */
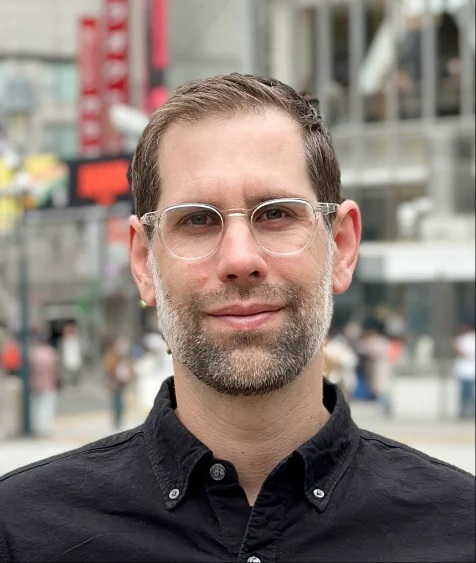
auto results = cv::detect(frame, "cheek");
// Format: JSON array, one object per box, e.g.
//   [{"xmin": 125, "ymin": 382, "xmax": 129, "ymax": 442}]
[
  {"xmin": 273, "ymin": 251, "xmax": 323, "ymax": 285},
  {"xmin": 159, "ymin": 260, "xmax": 210, "ymax": 299}
]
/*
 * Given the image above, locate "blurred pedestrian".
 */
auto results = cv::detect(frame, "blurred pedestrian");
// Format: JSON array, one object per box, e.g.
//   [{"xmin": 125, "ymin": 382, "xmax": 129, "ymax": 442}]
[
  {"xmin": 359, "ymin": 317, "xmax": 391, "ymax": 412},
  {"xmin": 0, "ymin": 334, "xmax": 21, "ymax": 377},
  {"xmin": 413, "ymin": 333, "xmax": 435, "ymax": 367},
  {"xmin": 349, "ymin": 321, "xmax": 374, "ymax": 400},
  {"xmin": 29, "ymin": 331, "xmax": 59, "ymax": 438},
  {"xmin": 135, "ymin": 331, "xmax": 173, "ymax": 411},
  {"xmin": 102, "ymin": 335, "xmax": 135, "ymax": 430},
  {"xmin": 323, "ymin": 325, "xmax": 358, "ymax": 402},
  {"xmin": 387, "ymin": 334, "xmax": 406, "ymax": 367},
  {"xmin": 58, "ymin": 322, "xmax": 83, "ymax": 387},
  {"xmin": 452, "ymin": 320, "xmax": 475, "ymax": 419}
]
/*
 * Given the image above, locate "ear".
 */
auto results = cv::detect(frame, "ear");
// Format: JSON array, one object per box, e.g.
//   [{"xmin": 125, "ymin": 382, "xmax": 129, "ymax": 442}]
[
  {"xmin": 129, "ymin": 215, "xmax": 157, "ymax": 307},
  {"xmin": 332, "ymin": 200, "xmax": 361, "ymax": 295}
]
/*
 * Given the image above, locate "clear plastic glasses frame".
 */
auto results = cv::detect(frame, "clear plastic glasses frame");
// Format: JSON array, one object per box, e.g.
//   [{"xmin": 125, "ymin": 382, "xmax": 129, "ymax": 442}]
[{"xmin": 140, "ymin": 198, "xmax": 338, "ymax": 261}]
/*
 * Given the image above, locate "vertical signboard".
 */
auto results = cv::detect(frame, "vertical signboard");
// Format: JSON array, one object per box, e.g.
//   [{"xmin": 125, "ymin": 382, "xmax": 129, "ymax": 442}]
[
  {"xmin": 101, "ymin": 0, "xmax": 130, "ymax": 153},
  {"xmin": 145, "ymin": 0, "xmax": 168, "ymax": 112},
  {"xmin": 78, "ymin": 18, "xmax": 102, "ymax": 157}
]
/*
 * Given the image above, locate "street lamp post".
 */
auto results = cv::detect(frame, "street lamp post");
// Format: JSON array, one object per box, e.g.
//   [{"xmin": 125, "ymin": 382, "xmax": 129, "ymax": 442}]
[
  {"xmin": 16, "ymin": 184, "xmax": 31, "ymax": 435},
  {"xmin": 0, "ymin": 150, "xmax": 33, "ymax": 437},
  {"xmin": 1, "ymin": 67, "xmax": 35, "ymax": 436}
]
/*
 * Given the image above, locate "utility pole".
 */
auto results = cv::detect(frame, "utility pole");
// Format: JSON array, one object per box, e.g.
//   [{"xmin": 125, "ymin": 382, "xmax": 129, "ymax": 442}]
[
  {"xmin": 17, "ymin": 188, "xmax": 31, "ymax": 435},
  {"xmin": 2, "ymin": 74, "xmax": 35, "ymax": 435}
]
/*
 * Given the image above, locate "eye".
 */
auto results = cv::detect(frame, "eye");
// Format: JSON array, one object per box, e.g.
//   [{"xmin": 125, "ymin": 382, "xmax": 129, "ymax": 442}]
[
  {"xmin": 255, "ymin": 205, "xmax": 291, "ymax": 222},
  {"xmin": 187, "ymin": 212, "xmax": 210, "ymax": 225},
  {"xmin": 180, "ymin": 210, "xmax": 221, "ymax": 227}
]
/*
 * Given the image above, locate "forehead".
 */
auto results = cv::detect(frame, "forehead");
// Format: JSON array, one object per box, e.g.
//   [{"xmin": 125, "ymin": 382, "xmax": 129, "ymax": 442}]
[{"xmin": 156, "ymin": 109, "xmax": 314, "ymax": 208}]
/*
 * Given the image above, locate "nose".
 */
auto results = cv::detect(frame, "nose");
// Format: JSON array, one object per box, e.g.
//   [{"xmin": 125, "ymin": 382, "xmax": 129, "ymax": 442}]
[{"xmin": 216, "ymin": 217, "xmax": 269, "ymax": 285}]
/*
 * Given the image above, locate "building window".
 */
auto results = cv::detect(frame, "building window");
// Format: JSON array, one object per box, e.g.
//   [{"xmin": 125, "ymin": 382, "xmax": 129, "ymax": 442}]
[
  {"xmin": 0, "ymin": 63, "xmax": 5, "ymax": 103},
  {"xmin": 43, "ymin": 123, "xmax": 77, "ymax": 158},
  {"xmin": 43, "ymin": 63, "xmax": 78, "ymax": 104}
]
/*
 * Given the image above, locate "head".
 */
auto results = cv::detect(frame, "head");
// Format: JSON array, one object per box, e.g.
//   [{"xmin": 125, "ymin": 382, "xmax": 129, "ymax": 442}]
[
  {"xmin": 131, "ymin": 74, "xmax": 341, "ymax": 220},
  {"xmin": 113, "ymin": 336, "xmax": 130, "ymax": 356},
  {"xmin": 129, "ymin": 73, "xmax": 360, "ymax": 397},
  {"xmin": 362, "ymin": 316, "xmax": 385, "ymax": 339},
  {"xmin": 31, "ymin": 328, "xmax": 50, "ymax": 346},
  {"xmin": 63, "ymin": 323, "xmax": 77, "ymax": 336},
  {"xmin": 459, "ymin": 317, "xmax": 475, "ymax": 334}
]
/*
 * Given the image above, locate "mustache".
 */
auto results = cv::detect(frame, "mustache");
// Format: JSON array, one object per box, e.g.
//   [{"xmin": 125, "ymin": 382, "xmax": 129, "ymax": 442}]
[{"xmin": 187, "ymin": 284, "xmax": 303, "ymax": 312}]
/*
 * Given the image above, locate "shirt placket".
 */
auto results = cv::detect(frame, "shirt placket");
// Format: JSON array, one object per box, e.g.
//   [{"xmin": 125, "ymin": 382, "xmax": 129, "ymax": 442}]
[
  {"xmin": 237, "ymin": 466, "xmax": 295, "ymax": 563},
  {"xmin": 205, "ymin": 460, "xmax": 253, "ymax": 556}
]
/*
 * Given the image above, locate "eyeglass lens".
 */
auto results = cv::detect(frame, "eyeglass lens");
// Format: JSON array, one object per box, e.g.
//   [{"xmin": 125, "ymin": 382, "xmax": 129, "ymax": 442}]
[{"xmin": 159, "ymin": 200, "xmax": 317, "ymax": 259}]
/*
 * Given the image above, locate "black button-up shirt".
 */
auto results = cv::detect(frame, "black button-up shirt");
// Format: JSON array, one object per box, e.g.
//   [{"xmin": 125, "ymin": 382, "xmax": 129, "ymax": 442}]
[{"xmin": 0, "ymin": 377, "xmax": 474, "ymax": 562}]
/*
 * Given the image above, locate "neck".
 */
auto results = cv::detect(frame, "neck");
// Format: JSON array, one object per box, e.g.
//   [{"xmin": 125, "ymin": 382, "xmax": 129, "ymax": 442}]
[{"xmin": 173, "ymin": 356, "xmax": 330, "ymax": 506}]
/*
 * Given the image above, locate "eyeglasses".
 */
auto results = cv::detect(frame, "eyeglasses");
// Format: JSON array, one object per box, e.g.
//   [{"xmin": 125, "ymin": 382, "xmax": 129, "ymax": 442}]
[{"xmin": 140, "ymin": 198, "xmax": 338, "ymax": 261}]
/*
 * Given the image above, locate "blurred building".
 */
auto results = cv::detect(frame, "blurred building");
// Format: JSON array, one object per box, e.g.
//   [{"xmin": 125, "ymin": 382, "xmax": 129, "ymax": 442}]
[
  {"xmin": 0, "ymin": 0, "xmax": 474, "ymax": 363},
  {"xmin": 0, "ymin": 0, "xmax": 138, "ymax": 354},
  {"xmin": 168, "ymin": 0, "xmax": 476, "ymax": 355},
  {"xmin": 264, "ymin": 0, "xmax": 475, "ymax": 357}
]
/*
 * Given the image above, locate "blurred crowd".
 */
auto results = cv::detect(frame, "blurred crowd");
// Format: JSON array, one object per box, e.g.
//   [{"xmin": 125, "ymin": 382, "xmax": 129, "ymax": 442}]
[
  {"xmin": 0, "ymin": 321, "xmax": 173, "ymax": 438},
  {"xmin": 0, "ymin": 308, "xmax": 474, "ymax": 440},
  {"xmin": 323, "ymin": 308, "xmax": 475, "ymax": 419}
]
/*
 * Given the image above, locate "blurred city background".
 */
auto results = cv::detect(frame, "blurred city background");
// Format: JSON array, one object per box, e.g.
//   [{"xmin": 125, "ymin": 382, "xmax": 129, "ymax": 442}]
[{"xmin": 0, "ymin": 0, "xmax": 474, "ymax": 476}]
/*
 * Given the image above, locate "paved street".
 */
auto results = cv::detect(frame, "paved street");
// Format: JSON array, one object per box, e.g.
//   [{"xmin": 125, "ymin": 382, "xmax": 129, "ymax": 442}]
[{"xmin": 1, "ymin": 378, "xmax": 474, "ymax": 477}]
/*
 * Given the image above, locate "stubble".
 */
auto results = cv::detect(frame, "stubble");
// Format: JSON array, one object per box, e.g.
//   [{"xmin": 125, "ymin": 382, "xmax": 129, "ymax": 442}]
[{"xmin": 147, "ymin": 244, "xmax": 334, "ymax": 396}]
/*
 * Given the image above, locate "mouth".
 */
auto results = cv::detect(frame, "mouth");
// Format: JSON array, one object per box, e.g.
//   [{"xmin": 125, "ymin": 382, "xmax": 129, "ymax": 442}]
[{"xmin": 207, "ymin": 304, "xmax": 284, "ymax": 331}]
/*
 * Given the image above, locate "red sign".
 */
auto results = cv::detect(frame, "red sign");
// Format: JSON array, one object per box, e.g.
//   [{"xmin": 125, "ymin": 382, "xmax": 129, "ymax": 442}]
[
  {"xmin": 76, "ymin": 158, "xmax": 130, "ymax": 206},
  {"xmin": 101, "ymin": 0, "xmax": 129, "ymax": 153},
  {"xmin": 78, "ymin": 18, "xmax": 102, "ymax": 157}
]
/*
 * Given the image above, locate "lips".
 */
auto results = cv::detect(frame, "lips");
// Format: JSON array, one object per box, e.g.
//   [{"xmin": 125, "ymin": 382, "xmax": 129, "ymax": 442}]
[
  {"xmin": 208, "ymin": 303, "xmax": 283, "ymax": 317},
  {"xmin": 207, "ymin": 303, "xmax": 284, "ymax": 330}
]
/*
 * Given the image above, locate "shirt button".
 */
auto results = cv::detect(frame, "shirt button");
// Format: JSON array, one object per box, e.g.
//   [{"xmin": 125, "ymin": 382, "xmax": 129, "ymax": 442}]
[
  {"xmin": 210, "ymin": 463, "xmax": 226, "ymax": 481},
  {"xmin": 168, "ymin": 488, "xmax": 180, "ymax": 499},
  {"xmin": 313, "ymin": 488, "xmax": 325, "ymax": 499},
  {"xmin": 247, "ymin": 557, "xmax": 261, "ymax": 563}
]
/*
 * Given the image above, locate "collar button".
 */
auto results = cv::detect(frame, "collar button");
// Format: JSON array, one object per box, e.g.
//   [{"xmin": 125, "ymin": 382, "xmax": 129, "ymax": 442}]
[
  {"xmin": 313, "ymin": 488, "xmax": 325, "ymax": 499},
  {"xmin": 169, "ymin": 488, "xmax": 180, "ymax": 500},
  {"xmin": 210, "ymin": 463, "xmax": 226, "ymax": 481}
]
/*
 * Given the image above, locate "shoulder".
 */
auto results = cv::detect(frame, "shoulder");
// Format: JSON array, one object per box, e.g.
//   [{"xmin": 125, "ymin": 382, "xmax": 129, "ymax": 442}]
[
  {"xmin": 0, "ymin": 425, "xmax": 158, "ymax": 562},
  {"xmin": 353, "ymin": 428, "xmax": 475, "ymax": 541},
  {"xmin": 356, "ymin": 428, "xmax": 475, "ymax": 493},
  {"xmin": 0, "ymin": 426, "xmax": 146, "ymax": 499}
]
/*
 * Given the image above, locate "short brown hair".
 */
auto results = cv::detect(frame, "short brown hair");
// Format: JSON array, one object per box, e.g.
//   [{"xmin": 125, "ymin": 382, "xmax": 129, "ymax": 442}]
[{"xmin": 131, "ymin": 73, "xmax": 341, "ymax": 220}]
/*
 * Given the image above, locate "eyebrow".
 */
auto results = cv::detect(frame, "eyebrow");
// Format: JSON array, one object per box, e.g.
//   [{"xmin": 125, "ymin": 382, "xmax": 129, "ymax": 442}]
[
  {"xmin": 175, "ymin": 192, "xmax": 306, "ymax": 209},
  {"xmin": 247, "ymin": 193, "xmax": 303, "ymax": 206}
]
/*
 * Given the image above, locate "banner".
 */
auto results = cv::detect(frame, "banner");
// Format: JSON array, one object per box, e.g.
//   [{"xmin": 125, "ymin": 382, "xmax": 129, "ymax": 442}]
[
  {"xmin": 145, "ymin": 0, "xmax": 168, "ymax": 112},
  {"xmin": 101, "ymin": 0, "xmax": 130, "ymax": 153},
  {"xmin": 78, "ymin": 17, "xmax": 102, "ymax": 157}
]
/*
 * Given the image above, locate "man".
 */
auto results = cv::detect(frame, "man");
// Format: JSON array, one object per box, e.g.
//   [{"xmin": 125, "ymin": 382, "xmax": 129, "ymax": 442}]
[
  {"xmin": 28, "ymin": 330, "xmax": 59, "ymax": 438},
  {"xmin": 58, "ymin": 322, "xmax": 83, "ymax": 387},
  {"xmin": 452, "ymin": 319, "xmax": 476, "ymax": 419},
  {"xmin": 0, "ymin": 74, "xmax": 473, "ymax": 562},
  {"xmin": 102, "ymin": 335, "xmax": 136, "ymax": 430}
]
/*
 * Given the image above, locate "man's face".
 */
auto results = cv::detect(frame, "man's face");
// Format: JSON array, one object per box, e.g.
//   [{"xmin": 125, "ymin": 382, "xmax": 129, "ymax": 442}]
[{"xmin": 142, "ymin": 110, "xmax": 336, "ymax": 396}]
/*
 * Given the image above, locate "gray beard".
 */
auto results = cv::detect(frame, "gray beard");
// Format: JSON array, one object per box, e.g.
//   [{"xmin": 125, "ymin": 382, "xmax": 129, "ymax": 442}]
[{"xmin": 148, "ymin": 248, "xmax": 334, "ymax": 397}]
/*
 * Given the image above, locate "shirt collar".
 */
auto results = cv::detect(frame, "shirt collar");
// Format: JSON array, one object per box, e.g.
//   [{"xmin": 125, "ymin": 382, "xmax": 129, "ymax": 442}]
[
  {"xmin": 144, "ymin": 376, "xmax": 360, "ymax": 511},
  {"xmin": 143, "ymin": 377, "xmax": 210, "ymax": 510},
  {"xmin": 296, "ymin": 380, "xmax": 360, "ymax": 511}
]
